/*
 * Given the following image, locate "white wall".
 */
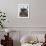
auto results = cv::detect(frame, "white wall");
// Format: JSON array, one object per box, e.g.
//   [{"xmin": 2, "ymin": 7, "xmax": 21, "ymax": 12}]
[
  {"xmin": 7, "ymin": 0, "xmax": 46, "ymax": 27},
  {"xmin": 0, "ymin": 0, "xmax": 46, "ymax": 31}
]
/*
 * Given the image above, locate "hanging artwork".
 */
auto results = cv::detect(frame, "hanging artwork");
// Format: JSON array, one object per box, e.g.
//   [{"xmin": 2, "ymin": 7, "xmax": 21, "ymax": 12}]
[{"xmin": 17, "ymin": 4, "xmax": 29, "ymax": 18}]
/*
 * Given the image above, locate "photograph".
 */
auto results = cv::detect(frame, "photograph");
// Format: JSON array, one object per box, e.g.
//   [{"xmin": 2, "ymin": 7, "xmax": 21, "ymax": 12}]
[{"xmin": 18, "ymin": 4, "xmax": 29, "ymax": 18}]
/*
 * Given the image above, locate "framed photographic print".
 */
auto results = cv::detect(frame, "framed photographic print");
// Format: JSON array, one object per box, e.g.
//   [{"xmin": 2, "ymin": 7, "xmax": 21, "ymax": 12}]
[{"xmin": 17, "ymin": 4, "xmax": 29, "ymax": 18}]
